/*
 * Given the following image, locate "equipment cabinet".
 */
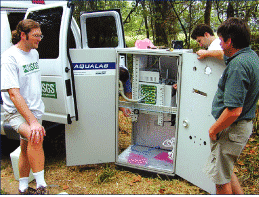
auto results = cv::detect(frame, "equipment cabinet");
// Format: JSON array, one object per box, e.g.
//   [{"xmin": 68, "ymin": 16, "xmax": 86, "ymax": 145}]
[{"xmin": 115, "ymin": 48, "xmax": 226, "ymax": 194}]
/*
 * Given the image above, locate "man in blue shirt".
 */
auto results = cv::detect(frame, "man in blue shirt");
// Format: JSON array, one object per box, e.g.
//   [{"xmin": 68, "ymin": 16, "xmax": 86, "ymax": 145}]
[{"xmin": 204, "ymin": 17, "xmax": 259, "ymax": 194}]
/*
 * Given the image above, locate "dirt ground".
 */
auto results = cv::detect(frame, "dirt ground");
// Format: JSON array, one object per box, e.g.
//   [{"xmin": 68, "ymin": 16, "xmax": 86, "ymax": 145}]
[
  {"xmin": 0, "ymin": 136, "xmax": 205, "ymax": 195},
  {"xmin": 1, "ymin": 112, "xmax": 259, "ymax": 194}
]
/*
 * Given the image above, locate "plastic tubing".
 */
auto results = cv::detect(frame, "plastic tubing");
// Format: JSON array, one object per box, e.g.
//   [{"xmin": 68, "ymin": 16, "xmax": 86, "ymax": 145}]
[{"xmin": 119, "ymin": 80, "xmax": 145, "ymax": 102}]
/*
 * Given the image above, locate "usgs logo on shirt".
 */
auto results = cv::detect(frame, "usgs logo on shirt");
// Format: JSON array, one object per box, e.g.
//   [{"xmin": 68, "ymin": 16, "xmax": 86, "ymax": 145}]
[{"xmin": 23, "ymin": 62, "xmax": 39, "ymax": 74}]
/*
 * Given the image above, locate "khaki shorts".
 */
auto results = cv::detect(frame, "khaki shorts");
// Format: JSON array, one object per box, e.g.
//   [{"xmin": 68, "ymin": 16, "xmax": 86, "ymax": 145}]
[
  {"xmin": 4, "ymin": 112, "xmax": 42, "ymax": 141},
  {"xmin": 203, "ymin": 120, "xmax": 253, "ymax": 185}
]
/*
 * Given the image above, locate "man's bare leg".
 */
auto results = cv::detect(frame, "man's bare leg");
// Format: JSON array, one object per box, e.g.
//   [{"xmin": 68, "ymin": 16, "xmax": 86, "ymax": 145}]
[
  {"xmin": 18, "ymin": 122, "xmax": 45, "ymax": 173},
  {"xmin": 216, "ymin": 182, "xmax": 232, "ymax": 194},
  {"xmin": 231, "ymin": 172, "xmax": 244, "ymax": 194},
  {"xmin": 19, "ymin": 139, "xmax": 31, "ymax": 178}
]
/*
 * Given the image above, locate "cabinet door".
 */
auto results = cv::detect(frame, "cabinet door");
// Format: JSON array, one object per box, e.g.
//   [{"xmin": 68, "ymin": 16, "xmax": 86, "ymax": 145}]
[
  {"xmin": 65, "ymin": 48, "xmax": 117, "ymax": 166},
  {"xmin": 25, "ymin": 2, "xmax": 80, "ymax": 124},
  {"xmin": 175, "ymin": 53, "xmax": 225, "ymax": 194}
]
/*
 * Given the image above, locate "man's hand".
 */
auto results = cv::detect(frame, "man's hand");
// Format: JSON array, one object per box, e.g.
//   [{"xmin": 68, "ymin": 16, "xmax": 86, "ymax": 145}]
[
  {"xmin": 196, "ymin": 49, "xmax": 208, "ymax": 59},
  {"xmin": 30, "ymin": 121, "xmax": 46, "ymax": 144},
  {"xmin": 209, "ymin": 126, "xmax": 217, "ymax": 141},
  {"xmin": 8, "ymin": 88, "xmax": 46, "ymax": 143},
  {"xmin": 120, "ymin": 107, "xmax": 131, "ymax": 117}
]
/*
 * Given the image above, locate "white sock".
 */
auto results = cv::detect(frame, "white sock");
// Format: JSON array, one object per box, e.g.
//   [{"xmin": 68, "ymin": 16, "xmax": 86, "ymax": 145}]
[
  {"xmin": 33, "ymin": 170, "xmax": 47, "ymax": 188},
  {"xmin": 19, "ymin": 177, "xmax": 29, "ymax": 192}
]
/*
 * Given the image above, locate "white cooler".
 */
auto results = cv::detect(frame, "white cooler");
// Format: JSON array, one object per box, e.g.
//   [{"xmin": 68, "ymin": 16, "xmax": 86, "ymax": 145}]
[{"xmin": 10, "ymin": 146, "xmax": 35, "ymax": 182}]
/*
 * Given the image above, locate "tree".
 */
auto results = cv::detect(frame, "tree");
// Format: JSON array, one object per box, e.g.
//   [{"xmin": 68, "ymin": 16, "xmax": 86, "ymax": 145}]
[
  {"xmin": 204, "ymin": 0, "xmax": 212, "ymax": 25},
  {"xmin": 140, "ymin": 1, "xmax": 149, "ymax": 39},
  {"xmin": 227, "ymin": 2, "xmax": 234, "ymax": 18}
]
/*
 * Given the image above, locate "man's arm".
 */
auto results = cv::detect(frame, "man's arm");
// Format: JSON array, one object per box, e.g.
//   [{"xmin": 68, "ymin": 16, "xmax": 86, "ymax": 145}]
[
  {"xmin": 196, "ymin": 49, "xmax": 224, "ymax": 60},
  {"xmin": 8, "ymin": 88, "xmax": 45, "ymax": 143},
  {"xmin": 209, "ymin": 107, "xmax": 243, "ymax": 140},
  {"xmin": 119, "ymin": 92, "xmax": 132, "ymax": 117}
]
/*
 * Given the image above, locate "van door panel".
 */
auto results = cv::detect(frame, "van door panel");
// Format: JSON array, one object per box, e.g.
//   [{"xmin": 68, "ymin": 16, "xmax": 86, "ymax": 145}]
[
  {"xmin": 25, "ymin": 3, "xmax": 78, "ymax": 124},
  {"xmin": 64, "ymin": 10, "xmax": 125, "ymax": 165}
]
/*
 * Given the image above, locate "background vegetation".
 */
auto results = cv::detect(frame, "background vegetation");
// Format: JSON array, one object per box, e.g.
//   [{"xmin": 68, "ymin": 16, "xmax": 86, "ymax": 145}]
[{"xmin": 71, "ymin": 0, "xmax": 259, "ymax": 54}]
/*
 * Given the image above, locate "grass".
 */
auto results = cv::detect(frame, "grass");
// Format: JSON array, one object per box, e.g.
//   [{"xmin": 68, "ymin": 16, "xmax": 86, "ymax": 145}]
[
  {"xmin": 236, "ymin": 134, "xmax": 259, "ymax": 194},
  {"xmin": 96, "ymin": 164, "xmax": 116, "ymax": 184}
]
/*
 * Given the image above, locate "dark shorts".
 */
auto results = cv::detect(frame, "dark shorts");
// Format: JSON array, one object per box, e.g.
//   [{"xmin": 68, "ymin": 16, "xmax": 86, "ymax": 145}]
[{"xmin": 203, "ymin": 120, "xmax": 253, "ymax": 185}]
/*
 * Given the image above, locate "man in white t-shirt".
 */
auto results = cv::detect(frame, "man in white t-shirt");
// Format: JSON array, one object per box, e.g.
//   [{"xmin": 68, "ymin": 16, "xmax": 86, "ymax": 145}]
[
  {"xmin": 191, "ymin": 24, "xmax": 223, "ymax": 60},
  {"xmin": 1, "ymin": 19, "xmax": 48, "ymax": 194}
]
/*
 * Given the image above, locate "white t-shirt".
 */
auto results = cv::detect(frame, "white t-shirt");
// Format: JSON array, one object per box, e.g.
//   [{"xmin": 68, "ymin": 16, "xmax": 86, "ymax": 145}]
[
  {"xmin": 208, "ymin": 38, "xmax": 222, "ymax": 51},
  {"xmin": 1, "ymin": 45, "xmax": 45, "ymax": 119}
]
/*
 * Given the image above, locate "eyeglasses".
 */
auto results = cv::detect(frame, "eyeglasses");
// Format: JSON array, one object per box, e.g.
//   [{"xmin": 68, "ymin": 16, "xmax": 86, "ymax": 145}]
[{"xmin": 32, "ymin": 34, "xmax": 44, "ymax": 39}]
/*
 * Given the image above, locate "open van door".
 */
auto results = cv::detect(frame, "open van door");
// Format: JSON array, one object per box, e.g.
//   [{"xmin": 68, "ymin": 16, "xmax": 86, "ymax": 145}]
[
  {"xmin": 24, "ymin": 2, "xmax": 80, "ymax": 124},
  {"xmin": 65, "ymin": 10, "xmax": 125, "ymax": 166}
]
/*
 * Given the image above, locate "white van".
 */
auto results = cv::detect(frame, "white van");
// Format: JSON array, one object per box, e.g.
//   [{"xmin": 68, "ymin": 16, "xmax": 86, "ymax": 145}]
[{"xmin": 1, "ymin": 1, "xmax": 226, "ymax": 194}]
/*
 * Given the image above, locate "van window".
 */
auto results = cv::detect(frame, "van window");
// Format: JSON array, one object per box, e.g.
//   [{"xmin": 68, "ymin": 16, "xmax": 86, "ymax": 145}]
[
  {"xmin": 8, "ymin": 12, "xmax": 25, "ymax": 31},
  {"xmin": 85, "ymin": 16, "xmax": 118, "ymax": 48},
  {"xmin": 27, "ymin": 7, "xmax": 76, "ymax": 59},
  {"xmin": 27, "ymin": 7, "xmax": 63, "ymax": 59}
]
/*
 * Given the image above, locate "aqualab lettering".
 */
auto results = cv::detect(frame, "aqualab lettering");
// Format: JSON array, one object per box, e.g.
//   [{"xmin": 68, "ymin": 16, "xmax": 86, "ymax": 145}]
[{"xmin": 74, "ymin": 63, "xmax": 109, "ymax": 69}]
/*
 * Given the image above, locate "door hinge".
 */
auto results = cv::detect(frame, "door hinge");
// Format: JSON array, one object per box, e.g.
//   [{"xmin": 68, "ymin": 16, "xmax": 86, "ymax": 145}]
[{"xmin": 67, "ymin": 114, "xmax": 72, "ymax": 124}]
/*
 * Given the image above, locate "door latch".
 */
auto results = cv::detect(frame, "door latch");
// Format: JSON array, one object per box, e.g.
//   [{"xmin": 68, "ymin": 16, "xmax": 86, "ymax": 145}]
[{"xmin": 65, "ymin": 67, "xmax": 70, "ymax": 73}]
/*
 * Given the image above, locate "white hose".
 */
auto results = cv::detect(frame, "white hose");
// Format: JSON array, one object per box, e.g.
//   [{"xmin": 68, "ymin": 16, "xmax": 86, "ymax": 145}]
[{"xmin": 119, "ymin": 80, "xmax": 145, "ymax": 102}]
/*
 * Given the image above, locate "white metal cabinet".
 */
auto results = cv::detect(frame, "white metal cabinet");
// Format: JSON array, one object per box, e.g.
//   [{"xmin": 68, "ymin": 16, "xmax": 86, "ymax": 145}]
[
  {"xmin": 116, "ymin": 49, "xmax": 181, "ymax": 175},
  {"xmin": 115, "ymin": 49, "xmax": 226, "ymax": 194}
]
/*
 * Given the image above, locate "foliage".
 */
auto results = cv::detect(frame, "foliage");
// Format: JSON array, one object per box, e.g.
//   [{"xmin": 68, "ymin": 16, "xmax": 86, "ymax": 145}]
[
  {"xmin": 253, "ymin": 103, "xmax": 259, "ymax": 136},
  {"xmin": 0, "ymin": 189, "xmax": 8, "ymax": 195},
  {"xmin": 71, "ymin": 0, "xmax": 259, "ymax": 50},
  {"xmin": 251, "ymin": 32, "xmax": 259, "ymax": 56},
  {"xmin": 96, "ymin": 164, "xmax": 116, "ymax": 184}
]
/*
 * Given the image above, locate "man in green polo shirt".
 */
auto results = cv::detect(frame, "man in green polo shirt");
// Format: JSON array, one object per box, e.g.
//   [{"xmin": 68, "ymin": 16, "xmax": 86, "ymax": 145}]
[{"xmin": 204, "ymin": 17, "xmax": 259, "ymax": 194}]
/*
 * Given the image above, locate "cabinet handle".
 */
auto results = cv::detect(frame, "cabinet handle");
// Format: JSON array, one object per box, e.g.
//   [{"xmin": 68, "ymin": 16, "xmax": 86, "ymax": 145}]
[{"xmin": 183, "ymin": 120, "xmax": 189, "ymax": 128}]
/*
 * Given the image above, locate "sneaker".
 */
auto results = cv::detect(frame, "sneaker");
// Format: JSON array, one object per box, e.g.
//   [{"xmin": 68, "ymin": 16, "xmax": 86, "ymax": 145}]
[
  {"xmin": 19, "ymin": 187, "xmax": 37, "ymax": 195},
  {"xmin": 36, "ymin": 186, "xmax": 49, "ymax": 195}
]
